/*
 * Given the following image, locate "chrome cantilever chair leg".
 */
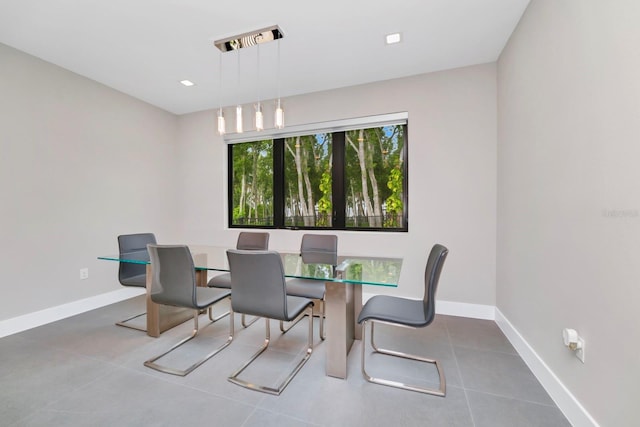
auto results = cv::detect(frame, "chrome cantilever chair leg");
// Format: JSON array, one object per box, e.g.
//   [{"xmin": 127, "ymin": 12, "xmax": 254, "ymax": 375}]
[
  {"xmin": 280, "ymin": 299, "xmax": 325, "ymax": 340},
  {"xmin": 361, "ymin": 320, "xmax": 446, "ymax": 397},
  {"xmin": 208, "ymin": 305, "xmax": 231, "ymax": 322},
  {"xmin": 144, "ymin": 307, "xmax": 234, "ymax": 376},
  {"xmin": 115, "ymin": 311, "xmax": 147, "ymax": 332},
  {"xmin": 241, "ymin": 314, "xmax": 260, "ymax": 328},
  {"xmin": 229, "ymin": 307, "xmax": 314, "ymax": 395},
  {"xmin": 206, "ymin": 307, "xmax": 255, "ymax": 327}
]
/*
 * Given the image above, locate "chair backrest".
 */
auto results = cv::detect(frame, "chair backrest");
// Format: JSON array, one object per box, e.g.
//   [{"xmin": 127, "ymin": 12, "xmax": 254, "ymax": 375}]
[
  {"xmin": 118, "ymin": 233, "xmax": 157, "ymax": 285},
  {"xmin": 300, "ymin": 234, "xmax": 337, "ymax": 253},
  {"xmin": 147, "ymin": 245, "xmax": 197, "ymax": 308},
  {"xmin": 423, "ymin": 244, "xmax": 449, "ymax": 324},
  {"xmin": 227, "ymin": 250, "xmax": 288, "ymax": 320},
  {"xmin": 236, "ymin": 232, "xmax": 270, "ymax": 250},
  {"xmin": 300, "ymin": 234, "xmax": 338, "ymax": 265}
]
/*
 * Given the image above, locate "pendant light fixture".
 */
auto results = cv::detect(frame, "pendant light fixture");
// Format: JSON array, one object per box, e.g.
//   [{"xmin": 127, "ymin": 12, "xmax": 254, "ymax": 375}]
[
  {"xmin": 217, "ymin": 53, "xmax": 226, "ymax": 135},
  {"xmin": 235, "ymin": 48, "xmax": 243, "ymax": 133},
  {"xmin": 213, "ymin": 25, "xmax": 284, "ymax": 134},
  {"xmin": 275, "ymin": 38, "xmax": 285, "ymax": 129},
  {"xmin": 255, "ymin": 43, "xmax": 264, "ymax": 131}
]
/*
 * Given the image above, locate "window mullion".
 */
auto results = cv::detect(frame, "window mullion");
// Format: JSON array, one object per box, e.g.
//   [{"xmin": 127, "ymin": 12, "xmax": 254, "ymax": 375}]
[
  {"xmin": 273, "ymin": 138, "xmax": 285, "ymax": 228},
  {"xmin": 332, "ymin": 132, "xmax": 346, "ymax": 229}
]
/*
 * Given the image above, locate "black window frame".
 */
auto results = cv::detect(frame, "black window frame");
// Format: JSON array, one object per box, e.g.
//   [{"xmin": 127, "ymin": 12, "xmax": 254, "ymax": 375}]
[{"xmin": 227, "ymin": 124, "xmax": 408, "ymax": 232}]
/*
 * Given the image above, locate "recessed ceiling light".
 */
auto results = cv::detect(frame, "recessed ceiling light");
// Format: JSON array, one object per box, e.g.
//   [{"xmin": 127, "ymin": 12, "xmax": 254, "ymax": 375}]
[
  {"xmin": 180, "ymin": 80, "xmax": 195, "ymax": 87},
  {"xmin": 385, "ymin": 32, "xmax": 402, "ymax": 45}
]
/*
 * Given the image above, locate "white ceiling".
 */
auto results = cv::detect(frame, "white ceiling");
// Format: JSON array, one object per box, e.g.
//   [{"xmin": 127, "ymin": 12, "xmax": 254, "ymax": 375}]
[{"xmin": 0, "ymin": 0, "xmax": 530, "ymax": 115}]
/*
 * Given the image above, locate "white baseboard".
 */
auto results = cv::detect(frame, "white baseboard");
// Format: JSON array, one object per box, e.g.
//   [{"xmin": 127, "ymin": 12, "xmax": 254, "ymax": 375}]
[
  {"xmin": 436, "ymin": 299, "xmax": 496, "ymax": 320},
  {"xmin": 0, "ymin": 288, "xmax": 145, "ymax": 339},
  {"xmin": 495, "ymin": 309, "xmax": 600, "ymax": 427}
]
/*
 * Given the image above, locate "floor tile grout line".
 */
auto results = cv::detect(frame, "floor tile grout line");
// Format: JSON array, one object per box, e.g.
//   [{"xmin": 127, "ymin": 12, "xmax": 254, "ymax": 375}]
[
  {"xmin": 443, "ymin": 316, "xmax": 477, "ymax": 427},
  {"xmin": 451, "ymin": 342, "xmax": 519, "ymax": 356},
  {"xmin": 461, "ymin": 386, "xmax": 561, "ymax": 408},
  {"xmin": 239, "ymin": 405, "xmax": 261, "ymax": 427}
]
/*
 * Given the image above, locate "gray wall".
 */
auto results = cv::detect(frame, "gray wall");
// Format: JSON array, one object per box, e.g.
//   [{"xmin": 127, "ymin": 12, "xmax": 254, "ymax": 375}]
[
  {"xmin": 0, "ymin": 42, "xmax": 180, "ymax": 320},
  {"xmin": 497, "ymin": 1, "xmax": 640, "ymax": 426},
  {"xmin": 177, "ymin": 63, "xmax": 498, "ymax": 307}
]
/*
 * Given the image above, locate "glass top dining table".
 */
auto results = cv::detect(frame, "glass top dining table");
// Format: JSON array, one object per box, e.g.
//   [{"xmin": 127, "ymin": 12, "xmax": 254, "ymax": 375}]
[
  {"xmin": 98, "ymin": 245, "xmax": 403, "ymax": 379},
  {"xmin": 99, "ymin": 245, "xmax": 402, "ymax": 287}
]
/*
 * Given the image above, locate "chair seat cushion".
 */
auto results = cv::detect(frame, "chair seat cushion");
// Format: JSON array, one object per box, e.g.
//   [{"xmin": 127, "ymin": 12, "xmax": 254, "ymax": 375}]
[
  {"xmin": 285, "ymin": 296, "xmax": 314, "ymax": 322},
  {"xmin": 357, "ymin": 295, "xmax": 429, "ymax": 328},
  {"xmin": 285, "ymin": 278, "xmax": 325, "ymax": 299},
  {"xmin": 194, "ymin": 287, "xmax": 231, "ymax": 309},
  {"xmin": 120, "ymin": 274, "xmax": 147, "ymax": 287},
  {"xmin": 207, "ymin": 273, "xmax": 231, "ymax": 289}
]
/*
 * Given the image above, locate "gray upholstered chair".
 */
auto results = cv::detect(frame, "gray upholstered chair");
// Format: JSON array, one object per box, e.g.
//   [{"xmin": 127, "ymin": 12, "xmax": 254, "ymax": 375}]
[
  {"xmin": 116, "ymin": 233, "xmax": 157, "ymax": 331},
  {"xmin": 357, "ymin": 244, "xmax": 449, "ymax": 396},
  {"xmin": 226, "ymin": 249, "xmax": 314, "ymax": 395},
  {"xmin": 144, "ymin": 245, "xmax": 234, "ymax": 376},
  {"xmin": 208, "ymin": 231, "xmax": 269, "ymax": 327},
  {"xmin": 281, "ymin": 234, "xmax": 337, "ymax": 340}
]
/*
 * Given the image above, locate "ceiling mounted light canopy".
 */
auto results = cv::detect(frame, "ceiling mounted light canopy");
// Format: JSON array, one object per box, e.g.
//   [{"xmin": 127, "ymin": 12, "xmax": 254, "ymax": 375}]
[{"xmin": 214, "ymin": 25, "xmax": 284, "ymax": 52}]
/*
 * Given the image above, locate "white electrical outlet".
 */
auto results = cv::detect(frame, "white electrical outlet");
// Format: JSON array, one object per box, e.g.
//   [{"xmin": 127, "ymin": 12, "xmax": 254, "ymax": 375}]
[
  {"xmin": 562, "ymin": 328, "xmax": 585, "ymax": 363},
  {"xmin": 80, "ymin": 268, "xmax": 89, "ymax": 280}
]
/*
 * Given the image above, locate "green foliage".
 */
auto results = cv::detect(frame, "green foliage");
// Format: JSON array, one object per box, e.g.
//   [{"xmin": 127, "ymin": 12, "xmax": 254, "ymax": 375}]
[
  {"xmin": 315, "ymin": 170, "xmax": 332, "ymax": 226},
  {"xmin": 231, "ymin": 140, "xmax": 273, "ymax": 226},
  {"xmin": 317, "ymin": 171, "xmax": 332, "ymax": 213},
  {"xmin": 384, "ymin": 167, "xmax": 404, "ymax": 227}
]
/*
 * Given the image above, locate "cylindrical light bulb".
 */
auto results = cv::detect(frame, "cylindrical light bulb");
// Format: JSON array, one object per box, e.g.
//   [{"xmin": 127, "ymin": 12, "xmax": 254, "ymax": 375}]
[
  {"xmin": 236, "ymin": 105, "xmax": 243, "ymax": 133},
  {"xmin": 255, "ymin": 103, "xmax": 264, "ymax": 131},
  {"xmin": 217, "ymin": 110, "xmax": 226, "ymax": 135},
  {"xmin": 275, "ymin": 100, "xmax": 284, "ymax": 129}
]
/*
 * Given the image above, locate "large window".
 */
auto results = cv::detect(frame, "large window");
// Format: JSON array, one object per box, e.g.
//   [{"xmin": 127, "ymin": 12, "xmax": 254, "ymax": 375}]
[
  {"xmin": 228, "ymin": 119, "xmax": 407, "ymax": 231},
  {"xmin": 229, "ymin": 141, "xmax": 273, "ymax": 226}
]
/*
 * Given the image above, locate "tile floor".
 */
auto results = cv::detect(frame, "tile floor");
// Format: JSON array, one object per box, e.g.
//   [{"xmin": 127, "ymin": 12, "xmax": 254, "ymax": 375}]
[{"xmin": 1, "ymin": 296, "xmax": 571, "ymax": 426}]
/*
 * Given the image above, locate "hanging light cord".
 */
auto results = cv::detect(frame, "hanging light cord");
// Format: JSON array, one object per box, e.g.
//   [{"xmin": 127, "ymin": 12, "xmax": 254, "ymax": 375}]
[
  {"xmin": 277, "ymin": 39, "xmax": 281, "ymax": 103},
  {"xmin": 257, "ymin": 43, "xmax": 261, "ymax": 105},
  {"xmin": 237, "ymin": 47, "xmax": 240, "ymax": 101},
  {"xmin": 218, "ymin": 52, "xmax": 224, "ymax": 116}
]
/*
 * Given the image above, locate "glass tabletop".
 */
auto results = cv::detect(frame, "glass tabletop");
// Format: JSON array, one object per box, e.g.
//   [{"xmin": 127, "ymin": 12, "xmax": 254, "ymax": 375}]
[{"xmin": 98, "ymin": 245, "xmax": 401, "ymax": 287}]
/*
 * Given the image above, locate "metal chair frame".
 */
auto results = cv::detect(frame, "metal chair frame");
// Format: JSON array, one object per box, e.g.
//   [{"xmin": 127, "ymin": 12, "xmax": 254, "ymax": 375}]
[
  {"xmin": 226, "ymin": 249, "xmax": 314, "ymax": 395},
  {"xmin": 358, "ymin": 243, "xmax": 448, "ymax": 397},
  {"xmin": 144, "ymin": 303, "xmax": 234, "ymax": 376},
  {"xmin": 229, "ymin": 307, "xmax": 313, "ymax": 395},
  {"xmin": 361, "ymin": 319, "xmax": 445, "ymax": 397},
  {"xmin": 116, "ymin": 312, "xmax": 146, "ymax": 331},
  {"xmin": 143, "ymin": 244, "xmax": 234, "ymax": 376}
]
